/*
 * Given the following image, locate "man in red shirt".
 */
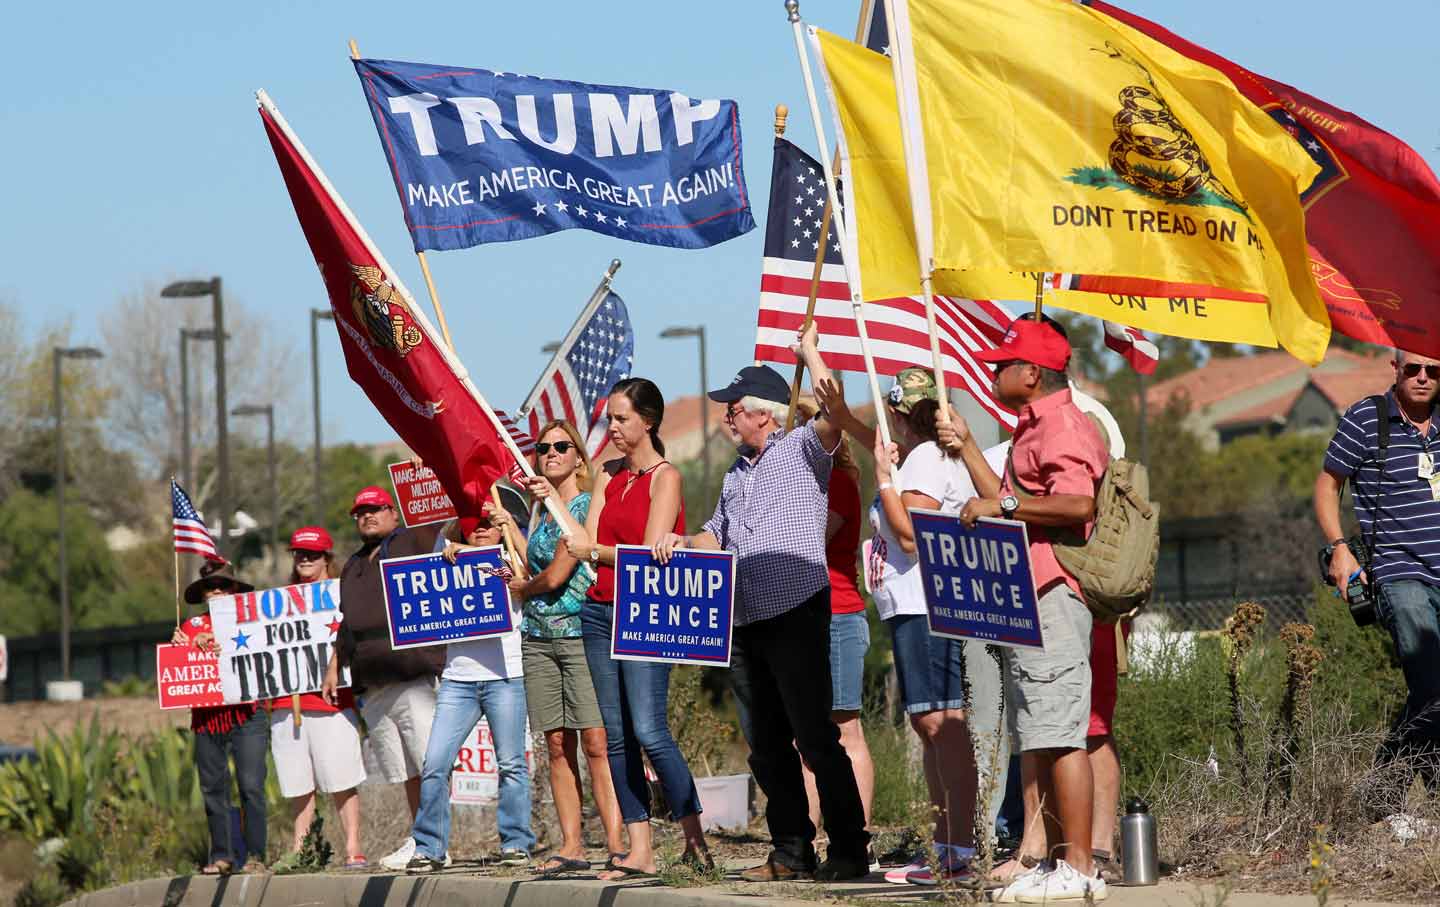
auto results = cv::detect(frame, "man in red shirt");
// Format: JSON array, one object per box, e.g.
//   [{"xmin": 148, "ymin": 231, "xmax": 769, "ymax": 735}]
[{"xmin": 948, "ymin": 318, "xmax": 1110, "ymax": 903}]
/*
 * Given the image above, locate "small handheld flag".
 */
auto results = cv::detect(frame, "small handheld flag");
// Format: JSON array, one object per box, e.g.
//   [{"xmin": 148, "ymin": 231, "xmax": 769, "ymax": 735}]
[{"xmin": 172, "ymin": 479, "xmax": 222, "ymax": 562}]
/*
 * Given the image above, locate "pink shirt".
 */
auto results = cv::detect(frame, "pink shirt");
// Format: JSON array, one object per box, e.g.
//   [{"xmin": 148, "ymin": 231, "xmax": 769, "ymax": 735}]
[{"xmin": 1001, "ymin": 389, "xmax": 1109, "ymax": 596}]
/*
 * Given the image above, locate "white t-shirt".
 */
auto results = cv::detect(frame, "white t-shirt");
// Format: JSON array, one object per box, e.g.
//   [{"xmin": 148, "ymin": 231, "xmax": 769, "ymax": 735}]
[
  {"xmin": 441, "ymin": 598, "xmax": 526, "ymax": 682},
  {"xmin": 1069, "ymin": 383, "xmax": 1125, "ymax": 460},
  {"xmin": 867, "ymin": 440, "xmax": 1010, "ymax": 619}
]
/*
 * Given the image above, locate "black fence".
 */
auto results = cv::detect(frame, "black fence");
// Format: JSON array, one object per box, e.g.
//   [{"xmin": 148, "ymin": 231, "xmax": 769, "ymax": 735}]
[
  {"xmin": 1152, "ymin": 515, "xmax": 1314, "ymax": 629},
  {"xmin": 2, "ymin": 622, "xmax": 173, "ymax": 703}
]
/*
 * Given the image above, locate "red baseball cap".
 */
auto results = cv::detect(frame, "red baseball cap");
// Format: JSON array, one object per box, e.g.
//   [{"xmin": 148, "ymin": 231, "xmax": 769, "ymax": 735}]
[
  {"xmin": 975, "ymin": 318, "xmax": 1071, "ymax": 371},
  {"xmin": 349, "ymin": 485, "xmax": 395, "ymax": 515},
  {"xmin": 289, "ymin": 526, "xmax": 334, "ymax": 552}
]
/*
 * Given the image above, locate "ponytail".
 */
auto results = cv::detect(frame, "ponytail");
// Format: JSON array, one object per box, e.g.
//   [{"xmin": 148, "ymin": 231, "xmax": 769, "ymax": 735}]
[{"xmin": 649, "ymin": 425, "xmax": 666, "ymax": 456}]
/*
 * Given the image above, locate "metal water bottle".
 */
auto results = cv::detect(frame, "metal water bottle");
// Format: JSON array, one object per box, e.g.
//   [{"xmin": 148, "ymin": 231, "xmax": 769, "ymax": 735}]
[{"xmin": 1120, "ymin": 797, "xmax": 1158, "ymax": 886}]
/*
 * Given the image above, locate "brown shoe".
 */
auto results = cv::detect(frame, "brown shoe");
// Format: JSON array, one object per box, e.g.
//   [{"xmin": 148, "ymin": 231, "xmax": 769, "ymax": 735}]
[{"xmin": 741, "ymin": 856, "xmax": 814, "ymax": 882}]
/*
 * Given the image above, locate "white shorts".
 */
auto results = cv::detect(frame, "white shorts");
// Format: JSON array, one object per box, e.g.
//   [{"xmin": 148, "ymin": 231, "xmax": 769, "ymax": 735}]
[
  {"xmin": 360, "ymin": 678, "xmax": 437, "ymax": 784},
  {"xmin": 269, "ymin": 708, "xmax": 367, "ymax": 798}
]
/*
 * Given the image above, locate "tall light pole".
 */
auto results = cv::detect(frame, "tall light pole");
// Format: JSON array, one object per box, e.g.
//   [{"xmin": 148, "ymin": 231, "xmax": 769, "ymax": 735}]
[
  {"xmin": 310, "ymin": 309, "xmax": 334, "ymax": 523},
  {"xmin": 233, "ymin": 404, "xmax": 277, "ymax": 553},
  {"xmin": 540, "ymin": 341, "xmax": 561, "ymax": 354},
  {"xmin": 163, "ymin": 278, "xmax": 229, "ymax": 556},
  {"xmin": 660, "ymin": 326, "xmax": 709, "ymax": 484},
  {"xmin": 54, "ymin": 346, "xmax": 104, "ymax": 683},
  {"xmin": 178, "ymin": 327, "xmax": 220, "ymax": 492}
]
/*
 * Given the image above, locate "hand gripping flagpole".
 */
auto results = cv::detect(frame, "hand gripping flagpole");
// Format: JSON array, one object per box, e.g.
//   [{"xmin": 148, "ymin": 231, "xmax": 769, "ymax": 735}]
[
  {"xmin": 786, "ymin": 0, "xmax": 893, "ymax": 449},
  {"xmin": 880, "ymin": 0, "xmax": 950, "ymax": 421},
  {"xmin": 256, "ymin": 90, "xmax": 575, "ymax": 541}
]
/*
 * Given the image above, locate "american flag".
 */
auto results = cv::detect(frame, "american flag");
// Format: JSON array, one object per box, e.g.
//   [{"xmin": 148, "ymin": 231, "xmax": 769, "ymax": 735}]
[
  {"xmin": 1102, "ymin": 320, "xmax": 1160, "ymax": 375},
  {"xmin": 752, "ymin": 137, "xmax": 1019, "ymax": 429},
  {"xmin": 518, "ymin": 291, "xmax": 634, "ymax": 457},
  {"xmin": 171, "ymin": 478, "xmax": 222, "ymax": 561}
]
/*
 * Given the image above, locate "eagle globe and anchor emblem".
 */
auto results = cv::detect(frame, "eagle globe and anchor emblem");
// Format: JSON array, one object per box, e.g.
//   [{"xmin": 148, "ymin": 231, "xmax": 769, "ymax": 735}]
[{"xmin": 349, "ymin": 264, "xmax": 423, "ymax": 357}]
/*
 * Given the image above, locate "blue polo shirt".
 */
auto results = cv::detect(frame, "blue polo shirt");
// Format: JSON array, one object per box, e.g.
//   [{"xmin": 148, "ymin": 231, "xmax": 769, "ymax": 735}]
[{"xmin": 1323, "ymin": 391, "xmax": 1440, "ymax": 586}]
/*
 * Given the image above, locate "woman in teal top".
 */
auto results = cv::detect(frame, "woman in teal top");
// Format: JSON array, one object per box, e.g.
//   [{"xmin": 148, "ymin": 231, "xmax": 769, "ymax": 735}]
[{"xmin": 488, "ymin": 420, "xmax": 624, "ymax": 873}]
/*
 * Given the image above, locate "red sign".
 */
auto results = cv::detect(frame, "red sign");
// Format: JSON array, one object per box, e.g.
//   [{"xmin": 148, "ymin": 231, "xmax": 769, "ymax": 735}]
[
  {"xmin": 155, "ymin": 644, "xmax": 223, "ymax": 710},
  {"xmin": 388, "ymin": 461, "xmax": 458, "ymax": 528}
]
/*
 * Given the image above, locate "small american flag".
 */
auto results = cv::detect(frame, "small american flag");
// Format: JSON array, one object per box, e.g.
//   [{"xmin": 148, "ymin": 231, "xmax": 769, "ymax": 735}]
[
  {"xmin": 171, "ymin": 478, "xmax": 222, "ymax": 561},
  {"xmin": 752, "ymin": 137, "xmax": 1018, "ymax": 429},
  {"xmin": 493, "ymin": 409, "xmax": 535, "ymax": 482},
  {"xmin": 518, "ymin": 291, "xmax": 634, "ymax": 457},
  {"xmin": 1102, "ymin": 320, "xmax": 1160, "ymax": 375}
]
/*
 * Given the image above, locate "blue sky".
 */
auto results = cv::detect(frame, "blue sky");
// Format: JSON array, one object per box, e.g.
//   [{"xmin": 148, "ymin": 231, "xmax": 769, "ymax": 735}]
[{"xmin": 5, "ymin": 0, "xmax": 1437, "ymax": 446}]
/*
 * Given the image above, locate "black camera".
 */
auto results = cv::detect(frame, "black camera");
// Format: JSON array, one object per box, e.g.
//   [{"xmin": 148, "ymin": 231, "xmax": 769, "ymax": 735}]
[{"xmin": 1318, "ymin": 536, "xmax": 1376, "ymax": 628}]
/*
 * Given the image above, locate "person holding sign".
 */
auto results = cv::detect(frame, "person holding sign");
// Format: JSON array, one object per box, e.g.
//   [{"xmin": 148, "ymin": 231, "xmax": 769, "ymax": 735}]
[
  {"xmin": 819, "ymin": 368, "xmax": 1007, "ymax": 886},
  {"xmin": 267, "ymin": 527, "xmax": 367, "ymax": 871},
  {"xmin": 323, "ymin": 485, "xmax": 445, "ymax": 871},
  {"xmin": 172, "ymin": 560, "xmax": 268, "ymax": 875},
  {"xmin": 563, "ymin": 377, "xmax": 713, "ymax": 880},
  {"xmin": 488, "ymin": 420, "xmax": 626, "ymax": 873},
  {"xmin": 654, "ymin": 327, "xmax": 869, "ymax": 883},
  {"xmin": 947, "ymin": 318, "xmax": 1110, "ymax": 903},
  {"xmin": 405, "ymin": 514, "xmax": 534, "ymax": 873}
]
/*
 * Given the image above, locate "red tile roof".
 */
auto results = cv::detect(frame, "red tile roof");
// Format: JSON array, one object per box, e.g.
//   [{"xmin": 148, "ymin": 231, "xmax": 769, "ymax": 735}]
[{"xmin": 1146, "ymin": 347, "xmax": 1386, "ymax": 412}]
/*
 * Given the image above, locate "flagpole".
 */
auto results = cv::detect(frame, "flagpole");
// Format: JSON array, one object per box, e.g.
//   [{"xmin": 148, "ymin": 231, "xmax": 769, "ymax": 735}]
[
  {"xmin": 490, "ymin": 484, "xmax": 529, "ymax": 580},
  {"xmin": 516, "ymin": 259, "xmax": 623, "ymax": 421},
  {"xmin": 781, "ymin": 106, "xmax": 836, "ymax": 433},
  {"xmin": 172, "ymin": 477, "xmax": 181, "ymax": 628},
  {"xmin": 880, "ymin": 0, "xmax": 950, "ymax": 418},
  {"xmin": 349, "ymin": 38, "xmax": 457, "ymax": 353},
  {"xmin": 787, "ymin": 0, "xmax": 892, "ymax": 449},
  {"xmin": 256, "ymin": 90, "xmax": 576, "ymax": 538}
]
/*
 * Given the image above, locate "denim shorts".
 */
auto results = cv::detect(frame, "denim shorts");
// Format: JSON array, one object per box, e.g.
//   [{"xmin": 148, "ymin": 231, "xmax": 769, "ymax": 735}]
[
  {"xmin": 829, "ymin": 611, "xmax": 870, "ymax": 713},
  {"xmin": 886, "ymin": 613, "xmax": 966, "ymax": 715}
]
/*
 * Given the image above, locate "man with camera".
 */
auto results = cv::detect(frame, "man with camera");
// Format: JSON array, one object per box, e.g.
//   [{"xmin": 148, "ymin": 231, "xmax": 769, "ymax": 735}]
[{"xmin": 1315, "ymin": 349, "xmax": 1440, "ymax": 783}]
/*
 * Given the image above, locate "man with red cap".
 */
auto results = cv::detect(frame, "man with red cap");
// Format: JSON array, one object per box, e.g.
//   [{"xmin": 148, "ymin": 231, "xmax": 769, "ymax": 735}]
[
  {"xmin": 322, "ymin": 484, "xmax": 446, "ymax": 870},
  {"xmin": 944, "ymin": 317, "xmax": 1111, "ymax": 903}
]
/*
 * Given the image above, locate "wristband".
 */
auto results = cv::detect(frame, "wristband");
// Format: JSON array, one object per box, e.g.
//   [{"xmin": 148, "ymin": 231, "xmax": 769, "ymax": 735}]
[
  {"xmin": 1328, "ymin": 538, "xmax": 1348, "ymax": 548},
  {"xmin": 878, "ymin": 482, "xmax": 893, "ymax": 492}
]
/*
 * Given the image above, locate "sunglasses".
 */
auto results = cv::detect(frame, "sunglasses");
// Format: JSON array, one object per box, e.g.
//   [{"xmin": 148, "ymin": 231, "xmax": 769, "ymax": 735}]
[
  {"xmin": 989, "ymin": 360, "xmax": 1025, "ymax": 374},
  {"xmin": 1401, "ymin": 363, "xmax": 1440, "ymax": 380},
  {"xmin": 535, "ymin": 441, "xmax": 575, "ymax": 455},
  {"xmin": 291, "ymin": 549, "xmax": 325, "ymax": 562}
]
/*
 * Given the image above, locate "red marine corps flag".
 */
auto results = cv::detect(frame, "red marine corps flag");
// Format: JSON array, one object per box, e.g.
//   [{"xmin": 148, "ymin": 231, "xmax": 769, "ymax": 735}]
[{"xmin": 258, "ymin": 91, "xmax": 521, "ymax": 516}]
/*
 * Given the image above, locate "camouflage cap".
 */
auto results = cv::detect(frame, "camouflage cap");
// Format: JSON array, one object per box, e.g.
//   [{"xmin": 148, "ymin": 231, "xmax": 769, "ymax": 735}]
[{"xmin": 887, "ymin": 367, "xmax": 939, "ymax": 414}]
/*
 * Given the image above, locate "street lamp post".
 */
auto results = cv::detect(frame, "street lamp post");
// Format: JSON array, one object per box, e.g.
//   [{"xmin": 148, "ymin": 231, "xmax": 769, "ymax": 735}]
[
  {"xmin": 540, "ymin": 341, "xmax": 561, "ymax": 354},
  {"xmin": 659, "ymin": 326, "xmax": 709, "ymax": 484},
  {"xmin": 53, "ymin": 346, "xmax": 104, "ymax": 683},
  {"xmin": 310, "ymin": 309, "xmax": 334, "ymax": 523},
  {"xmin": 232, "ymin": 404, "xmax": 277, "ymax": 554},
  {"xmin": 163, "ymin": 278, "xmax": 229, "ymax": 556},
  {"xmin": 178, "ymin": 328, "xmax": 220, "ymax": 492}
]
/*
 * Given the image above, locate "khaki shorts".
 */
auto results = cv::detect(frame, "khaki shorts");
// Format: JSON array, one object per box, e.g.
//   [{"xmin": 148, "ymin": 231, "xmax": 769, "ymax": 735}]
[
  {"xmin": 521, "ymin": 636, "xmax": 603, "ymax": 732},
  {"xmin": 1005, "ymin": 583, "xmax": 1093, "ymax": 753},
  {"xmin": 270, "ymin": 708, "xmax": 367, "ymax": 798},
  {"xmin": 360, "ymin": 677, "xmax": 437, "ymax": 783}
]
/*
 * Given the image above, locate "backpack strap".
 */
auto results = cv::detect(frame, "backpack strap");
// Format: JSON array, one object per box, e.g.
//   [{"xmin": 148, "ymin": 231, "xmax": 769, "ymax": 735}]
[{"xmin": 1371, "ymin": 394, "xmax": 1391, "ymax": 456}]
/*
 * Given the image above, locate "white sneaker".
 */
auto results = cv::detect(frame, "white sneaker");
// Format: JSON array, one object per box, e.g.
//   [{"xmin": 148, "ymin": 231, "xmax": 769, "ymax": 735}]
[
  {"xmin": 380, "ymin": 838, "xmax": 416, "ymax": 871},
  {"xmin": 992, "ymin": 862, "xmax": 1050, "ymax": 903},
  {"xmin": 1014, "ymin": 859, "xmax": 1108, "ymax": 903},
  {"xmin": 883, "ymin": 854, "xmax": 930, "ymax": 884}
]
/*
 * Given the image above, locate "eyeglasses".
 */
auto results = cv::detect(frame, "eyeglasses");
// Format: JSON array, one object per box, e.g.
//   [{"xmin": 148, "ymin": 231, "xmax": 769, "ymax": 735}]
[
  {"xmin": 1401, "ymin": 363, "xmax": 1440, "ymax": 380},
  {"xmin": 724, "ymin": 404, "xmax": 742, "ymax": 422},
  {"xmin": 291, "ymin": 549, "xmax": 325, "ymax": 562},
  {"xmin": 535, "ymin": 441, "xmax": 575, "ymax": 455}
]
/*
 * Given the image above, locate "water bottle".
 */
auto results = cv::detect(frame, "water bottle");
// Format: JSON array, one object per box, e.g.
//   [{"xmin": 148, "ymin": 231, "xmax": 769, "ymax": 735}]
[{"xmin": 1120, "ymin": 797, "xmax": 1158, "ymax": 886}]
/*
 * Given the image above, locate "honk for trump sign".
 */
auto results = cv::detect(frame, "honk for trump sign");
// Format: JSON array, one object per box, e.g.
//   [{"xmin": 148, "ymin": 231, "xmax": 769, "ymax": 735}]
[{"xmin": 209, "ymin": 580, "xmax": 351, "ymax": 704}]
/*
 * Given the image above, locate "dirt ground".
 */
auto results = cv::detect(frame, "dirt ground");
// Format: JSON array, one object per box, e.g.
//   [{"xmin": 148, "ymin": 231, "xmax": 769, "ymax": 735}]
[{"xmin": 0, "ymin": 696, "xmax": 186, "ymax": 747}]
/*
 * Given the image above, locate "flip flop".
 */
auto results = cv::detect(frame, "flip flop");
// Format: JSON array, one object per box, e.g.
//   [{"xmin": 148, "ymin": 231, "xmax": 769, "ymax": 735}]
[
  {"xmin": 345, "ymin": 855, "xmax": 370, "ymax": 870},
  {"xmin": 537, "ymin": 856, "xmax": 591, "ymax": 874},
  {"xmin": 200, "ymin": 860, "xmax": 233, "ymax": 876},
  {"xmin": 599, "ymin": 863, "xmax": 656, "ymax": 881},
  {"xmin": 604, "ymin": 852, "xmax": 629, "ymax": 871}
]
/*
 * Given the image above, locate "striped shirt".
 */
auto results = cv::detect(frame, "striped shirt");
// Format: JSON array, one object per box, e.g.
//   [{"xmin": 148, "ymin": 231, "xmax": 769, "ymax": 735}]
[
  {"xmin": 703, "ymin": 423, "xmax": 836, "ymax": 626},
  {"xmin": 1323, "ymin": 391, "xmax": 1440, "ymax": 586}
]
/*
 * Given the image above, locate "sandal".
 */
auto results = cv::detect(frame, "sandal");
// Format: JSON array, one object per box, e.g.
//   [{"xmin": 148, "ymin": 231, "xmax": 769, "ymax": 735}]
[
  {"xmin": 604, "ymin": 853, "xmax": 629, "ymax": 872},
  {"xmin": 345, "ymin": 855, "xmax": 370, "ymax": 870},
  {"xmin": 242, "ymin": 859, "xmax": 268, "ymax": 874},
  {"xmin": 537, "ymin": 855, "xmax": 591, "ymax": 874},
  {"xmin": 200, "ymin": 860, "xmax": 234, "ymax": 876},
  {"xmin": 599, "ymin": 862, "xmax": 656, "ymax": 881}
]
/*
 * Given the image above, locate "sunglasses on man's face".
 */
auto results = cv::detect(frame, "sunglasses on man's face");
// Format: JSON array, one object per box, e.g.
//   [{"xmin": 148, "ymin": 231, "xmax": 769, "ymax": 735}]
[
  {"xmin": 1401, "ymin": 363, "xmax": 1440, "ymax": 380},
  {"xmin": 535, "ymin": 441, "xmax": 575, "ymax": 455},
  {"xmin": 990, "ymin": 360, "xmax": 1024, "ymax": 375}
]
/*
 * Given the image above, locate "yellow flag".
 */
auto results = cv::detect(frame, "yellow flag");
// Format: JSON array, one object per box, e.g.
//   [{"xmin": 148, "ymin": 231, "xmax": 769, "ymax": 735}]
[
  {"xmin": 901, "ymin": 0, "xmax": 1328, "ymax": 363},
  {"xmin": 811, "ymin": 25, "xmax": 1282, "ymax": 348}
]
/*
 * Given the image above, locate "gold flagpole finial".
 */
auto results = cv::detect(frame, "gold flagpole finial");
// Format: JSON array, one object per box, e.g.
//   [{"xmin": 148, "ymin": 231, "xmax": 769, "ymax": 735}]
[{"xmin": 774, "ymin": 104, "xmax": 789, "ymax": 137}]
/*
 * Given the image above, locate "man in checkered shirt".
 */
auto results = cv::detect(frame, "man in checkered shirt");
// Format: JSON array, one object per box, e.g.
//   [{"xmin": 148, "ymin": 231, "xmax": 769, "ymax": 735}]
[{"xmin": 655, "ymin": 324, "xmax": 869, "ymax": 883}]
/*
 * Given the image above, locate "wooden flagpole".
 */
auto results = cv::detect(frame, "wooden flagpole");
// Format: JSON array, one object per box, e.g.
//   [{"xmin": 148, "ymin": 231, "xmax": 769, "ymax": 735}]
[
  {"xmin": 1034, "ymin": 272, "xmax": 1047, "ymax": 319},
  {"xmin": 350, "ymin": 38, "xmax": 456, "ymax": 352},
  {"xmin": 490, "ymin": 485, "xmax": 529, "ymax": 580},
  {"xmin": 172, "ymin": 477, "xmax": 181, "ymax": 628},
  {"xmin": 787, "ymin": 0, "xmax": 892, "ymax": 449},
  {"xmin": 780, "ymin": 103, "xmax": 837, "ymax": 433}
]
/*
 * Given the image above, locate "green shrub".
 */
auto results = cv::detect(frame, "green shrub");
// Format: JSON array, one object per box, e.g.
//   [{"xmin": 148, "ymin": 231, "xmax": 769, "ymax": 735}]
[
  {"xmin": 867, "ymin": 712, "xmax": 926, "ymax": 828},
  {"xmin": 0, "ymin": 714, "xmax": 123, "ymax": 840}
]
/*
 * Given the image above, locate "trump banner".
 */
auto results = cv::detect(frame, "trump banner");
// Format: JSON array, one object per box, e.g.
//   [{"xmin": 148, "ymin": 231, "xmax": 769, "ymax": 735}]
[
  {"xmin": 910, "ymin": 511, "xmax": 1044, "ymax": 650},
  {"xmin": 611, "ymin": 545, "xmax": 734, "ymax": 666},
  {"xmin": 450, "ymin": 717, "xmax": 537, "ymax": 805},
  {"xmin": 155, "ymin": 644, "xmax": 223, "ymax": 710},
  {"xmin": 354, "ymin": 58, "xmax": 755, "ymax": 252},
  {"xmin": 388, "ymin": 460, "xmax": 458, "ymax": 528},
  {"xmin": 380, "ymin": 547, "xmax": 516, "ymax": 650},
  {"xmin": 209, "ymin": 580, "xmax": 351, "ymax": 704}
]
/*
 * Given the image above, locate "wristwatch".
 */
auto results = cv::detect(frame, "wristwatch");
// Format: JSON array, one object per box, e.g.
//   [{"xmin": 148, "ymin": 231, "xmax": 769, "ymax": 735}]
[
  {"xmin": 999, "ymin": 495, "xmax": 1020, "ymax": 519},
  {"xmin": 590, "ymin": 547, "xmax": 602, "ymax": 565}
]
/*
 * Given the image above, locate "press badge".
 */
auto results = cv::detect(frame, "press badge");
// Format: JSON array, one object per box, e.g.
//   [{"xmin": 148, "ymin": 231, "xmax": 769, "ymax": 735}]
[{"xmin": 1420, "ymin": 451, "xmax": 1435, "ymax": 480}]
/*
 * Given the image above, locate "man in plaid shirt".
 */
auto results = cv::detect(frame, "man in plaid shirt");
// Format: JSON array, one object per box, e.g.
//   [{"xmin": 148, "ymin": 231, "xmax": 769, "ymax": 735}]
[{"xmin": 655, "ymin": 324, "xmax": 869, "ymax": 882}]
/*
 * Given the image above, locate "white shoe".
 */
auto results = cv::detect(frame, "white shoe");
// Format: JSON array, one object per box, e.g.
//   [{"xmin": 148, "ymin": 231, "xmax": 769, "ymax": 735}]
[
  {"xmin": 993, "ymin": 862, "xmax": 1050, "ymax": 903},
  {"xmin": 1014, "ymin": 859, "xmax": 1108, "ymax": 903},
  {"xmin": 380, "ymin": 838, "xmax": 417, "ymax": 871}
]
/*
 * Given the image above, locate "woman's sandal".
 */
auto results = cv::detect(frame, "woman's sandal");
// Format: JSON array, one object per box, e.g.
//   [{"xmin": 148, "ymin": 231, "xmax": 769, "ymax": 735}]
[
  {"xmin": 603, "ymin": 853, "xmax": 629, "ymax": 872},
  {"xmin": 200, "ymin": 860, "xmax": 233, "ymax": 876},
  {"xmin": 537, "ymin": 855, "xmax": 591, "ymax": 874},
  {"xmin": 598, "ymin": 862, "xmax": 656, "ymax": 881}
]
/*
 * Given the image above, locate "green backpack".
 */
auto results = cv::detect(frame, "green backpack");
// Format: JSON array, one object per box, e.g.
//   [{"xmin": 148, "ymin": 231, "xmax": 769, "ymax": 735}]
[{"xmin": 1007, "ymin": 451, "xmax": 1160, "ymax": 623}]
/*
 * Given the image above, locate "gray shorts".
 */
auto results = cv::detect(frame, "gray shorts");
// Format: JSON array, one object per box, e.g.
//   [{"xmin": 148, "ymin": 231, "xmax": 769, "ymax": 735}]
[{"xmin": 1005, "ymin": 583, "xmax": 1093, "ymax": 752}]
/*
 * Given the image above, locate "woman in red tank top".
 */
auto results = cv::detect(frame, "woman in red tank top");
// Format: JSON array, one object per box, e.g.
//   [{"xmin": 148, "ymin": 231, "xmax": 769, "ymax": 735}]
[{"xmin": 559, "ymin": 377, "xmax": 712, "ymax": 878}]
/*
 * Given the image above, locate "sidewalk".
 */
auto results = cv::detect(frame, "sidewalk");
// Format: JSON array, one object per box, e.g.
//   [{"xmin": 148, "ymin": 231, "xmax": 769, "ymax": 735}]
[{"xmin": 63, "ymin": 864, "xmax": 1426, "ymax": 907}]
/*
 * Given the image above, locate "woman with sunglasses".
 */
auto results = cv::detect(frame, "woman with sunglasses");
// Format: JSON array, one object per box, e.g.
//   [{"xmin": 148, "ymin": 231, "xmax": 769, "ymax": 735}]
[
  {"xmin": 267, "ymin": 527, "xmax": 368, "ymax": 871},
  {"xmin": 488, "ymin": 421, "xmax": 626, "ymax": 873},
  {"xmin": 551, "ymin": 377, "xmax": 712, "ymax": 879}
]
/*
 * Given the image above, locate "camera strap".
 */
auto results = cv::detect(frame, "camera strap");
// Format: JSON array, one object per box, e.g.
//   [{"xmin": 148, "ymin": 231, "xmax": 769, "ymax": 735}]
[{"xmin": 1347, "ymin": 393, "xmax": 1391, "ymax": 576}]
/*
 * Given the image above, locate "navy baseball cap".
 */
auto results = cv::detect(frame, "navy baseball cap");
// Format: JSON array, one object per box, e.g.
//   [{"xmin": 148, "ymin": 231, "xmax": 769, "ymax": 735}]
[{"xmin": 708, "ymin": 365, "xmax": 791, "ymax": 405}]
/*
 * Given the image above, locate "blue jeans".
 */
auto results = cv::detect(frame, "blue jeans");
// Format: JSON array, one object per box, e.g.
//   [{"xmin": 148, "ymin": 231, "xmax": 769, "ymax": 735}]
[
  {"xmin": 194, "ymin": 707, "xmax": 269, "ymax": 865},
  {"xmin": 1376, "ymin": 580, "xmax": 1440, "ymax": 779},
  {"xmin": 412, "ymin": 676, "xmax": 534, "ymax": 858},
  {"xmin": 580, "ymin": 602, "xmax": 703, "ymax": 823}
]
